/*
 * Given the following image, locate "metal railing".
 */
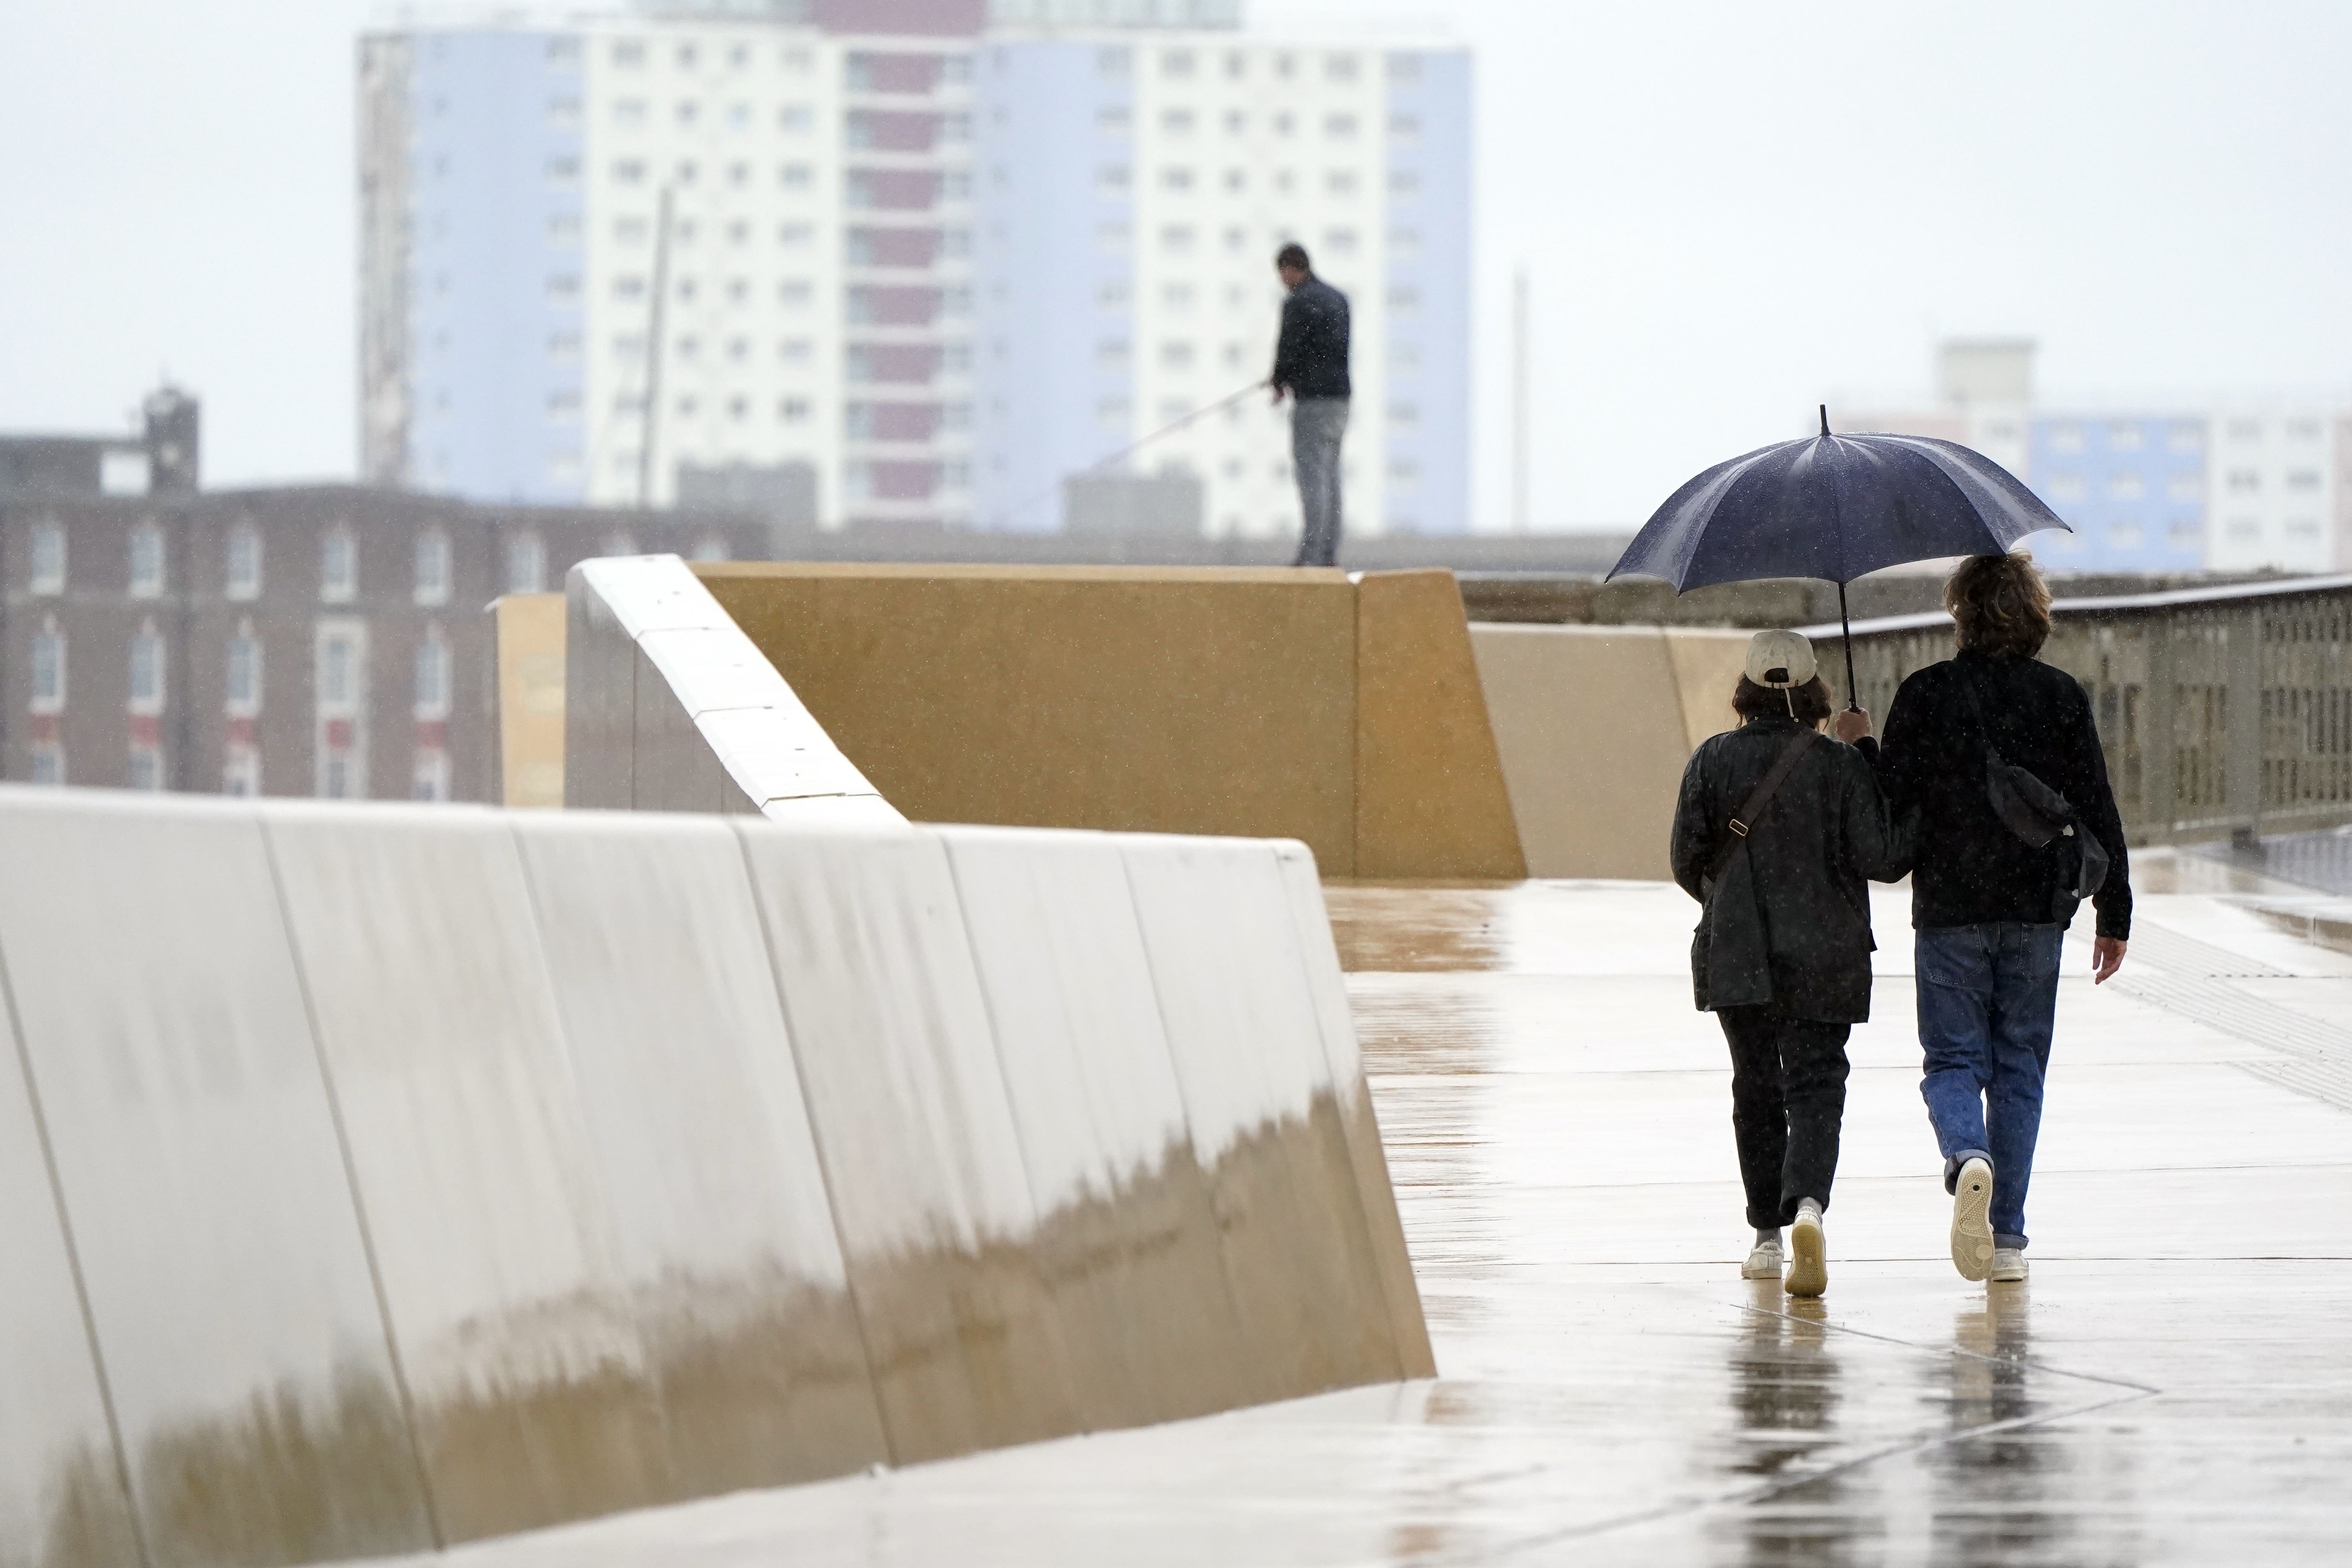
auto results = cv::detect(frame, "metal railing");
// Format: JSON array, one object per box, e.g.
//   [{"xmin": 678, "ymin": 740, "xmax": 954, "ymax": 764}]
[{"xmin": 1801, "ymin": 575, "xmax": 2352, "ymax": 846}]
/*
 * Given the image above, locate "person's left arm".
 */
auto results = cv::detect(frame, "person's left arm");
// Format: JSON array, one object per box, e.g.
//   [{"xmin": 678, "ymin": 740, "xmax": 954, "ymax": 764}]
[{"xmin": 2057, "ymin": 676, "xmax": 2132, "ymax": 977}]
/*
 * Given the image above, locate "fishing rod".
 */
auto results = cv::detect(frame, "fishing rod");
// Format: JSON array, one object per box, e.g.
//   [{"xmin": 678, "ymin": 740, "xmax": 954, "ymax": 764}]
[{"xmin": 990, "ymin": 377, "xmax": 1273, "ymax": 530}]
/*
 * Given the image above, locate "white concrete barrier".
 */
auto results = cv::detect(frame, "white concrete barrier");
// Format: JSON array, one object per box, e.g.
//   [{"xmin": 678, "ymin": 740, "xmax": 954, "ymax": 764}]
[
  {"xmin": 0, "ymin": 792, "xmax": 434, "ymax": 1563},
  {"xmin": 564, "ymin": 556, "xmax": 901, "ymax": 826},
  {"xmin": 0, "ymin": 778, "xmax": 1428, "ymax": 1561}
]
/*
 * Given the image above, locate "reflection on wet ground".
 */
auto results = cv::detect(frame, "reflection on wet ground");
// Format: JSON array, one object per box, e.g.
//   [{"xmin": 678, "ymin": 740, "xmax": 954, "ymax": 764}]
[{"xmin": 391, "ymin": 869, "xmax": 2352, "ymax": 1567}]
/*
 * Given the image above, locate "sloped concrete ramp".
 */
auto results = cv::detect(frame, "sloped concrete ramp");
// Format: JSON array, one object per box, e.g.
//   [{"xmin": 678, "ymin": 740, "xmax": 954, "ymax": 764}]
[{"xmin": 0, "ymin": 788, "xmax": 1428, "ymax": 1566}]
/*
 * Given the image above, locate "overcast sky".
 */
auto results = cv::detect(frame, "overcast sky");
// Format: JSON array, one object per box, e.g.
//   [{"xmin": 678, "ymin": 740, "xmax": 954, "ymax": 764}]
[{"xmin": 3, "ymin": 0, "xmax": 2348, "ymax": 529}]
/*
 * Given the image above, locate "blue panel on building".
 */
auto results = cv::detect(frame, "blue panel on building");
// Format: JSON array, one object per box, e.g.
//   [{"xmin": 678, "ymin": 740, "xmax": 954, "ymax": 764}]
[
  {"xmin": 1383, "ymin": 50, "xmax": 1471, "ymax": 535},
  {"xmin": 970, "ymin": 41, "xmax": 1134, "ymax": 533},
  {"xmin": 408, "ymin": 31, "xmax": 586, "ymax": 504},
  {"xmin": 2026, "ymin": 415, "xmax": 2206, "ymax": 573}
]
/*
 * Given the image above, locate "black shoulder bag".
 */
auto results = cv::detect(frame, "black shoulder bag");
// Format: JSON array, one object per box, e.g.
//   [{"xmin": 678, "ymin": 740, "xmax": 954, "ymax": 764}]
[{"xmin": 1955, "ymin": 674, "xmax": 2110, "ymax": 916}]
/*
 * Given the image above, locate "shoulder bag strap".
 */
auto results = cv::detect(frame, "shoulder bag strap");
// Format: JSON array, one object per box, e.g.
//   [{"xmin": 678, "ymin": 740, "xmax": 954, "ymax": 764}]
[{"xmin": 1706, "ymin": 730, "xmax": 1817, "ymax": 883}]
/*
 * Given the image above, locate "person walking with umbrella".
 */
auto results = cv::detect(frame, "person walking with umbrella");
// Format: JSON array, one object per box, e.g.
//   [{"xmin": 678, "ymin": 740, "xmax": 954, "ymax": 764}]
[
  {"xmin": 1616, "ymin": 409, "xmax": 2126, "ymax": 1291},
  {"xmin": 1669, "ymin": 629, "xmax": 1905, "ymax": 1297}
]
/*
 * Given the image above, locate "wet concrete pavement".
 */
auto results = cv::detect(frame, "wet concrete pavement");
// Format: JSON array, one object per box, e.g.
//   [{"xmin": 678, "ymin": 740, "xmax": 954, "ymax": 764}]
[{"xmin": 375, "ymin": 858, "xmax": 2352, "ymax": 1565}]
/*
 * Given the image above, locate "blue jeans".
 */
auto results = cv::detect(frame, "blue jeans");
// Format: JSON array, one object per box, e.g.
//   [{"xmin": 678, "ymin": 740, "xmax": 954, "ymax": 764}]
[
  {"xmin": 1290, "ymin": 397, "xmax": 1349, "ymax": 566},
  {"xmin": 1915, "ymin": 923, "xmax": 2064, "ymax": 1250}
]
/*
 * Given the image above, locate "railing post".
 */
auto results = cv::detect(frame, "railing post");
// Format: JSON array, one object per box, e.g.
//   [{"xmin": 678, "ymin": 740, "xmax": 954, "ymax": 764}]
[
  {"xmin": 2142, "ymin": 615, "xmax": 2174, "ymax": 842},
  {"xmin": 2227, "ymin": 607, "xmax": 2263, "ymax": 848}
]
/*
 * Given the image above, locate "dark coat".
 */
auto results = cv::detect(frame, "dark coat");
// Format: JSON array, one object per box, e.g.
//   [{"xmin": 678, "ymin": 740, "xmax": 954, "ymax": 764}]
[
  {"xmin": 1670, "ymin": 717, "xmax": 1907, "ymax": 1022},
  {"xmin": 1872, "ymin": 650, "xmax": 2132, "ymax": 940},
  {"xmin": 1271, "ymin": 275, "xmax": 1352, "ymax": 400}
]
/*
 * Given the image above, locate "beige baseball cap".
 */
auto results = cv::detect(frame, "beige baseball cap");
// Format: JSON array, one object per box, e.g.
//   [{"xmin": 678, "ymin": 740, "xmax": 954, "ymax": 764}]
[{"xmin": 1745, "ymin": 629, "xmax": 1818, "ymax": 688}]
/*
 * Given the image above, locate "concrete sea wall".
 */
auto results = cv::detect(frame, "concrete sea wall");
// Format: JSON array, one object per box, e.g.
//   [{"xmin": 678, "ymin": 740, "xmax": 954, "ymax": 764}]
[{"xmin": 0, "ymin": 789, "xmax": 1428, "ymax": 1567}]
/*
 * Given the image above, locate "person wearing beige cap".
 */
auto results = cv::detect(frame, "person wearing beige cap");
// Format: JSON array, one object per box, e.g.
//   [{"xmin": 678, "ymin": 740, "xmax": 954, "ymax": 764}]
[{"xmin": 1669, "ymin": 629, "xmax": 1906, "ymax": 1297}]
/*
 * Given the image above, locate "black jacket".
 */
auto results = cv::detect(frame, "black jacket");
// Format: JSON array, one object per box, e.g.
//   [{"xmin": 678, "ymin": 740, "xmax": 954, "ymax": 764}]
[
  {"xmin": 1670, "ymin": 717, "xmax": 1907, "ymax": 1022},
  {"xmin": 1271, "ymin": 276, "xmax": 1352, "ymax": 399},
  {"xmin": 1872, "ymin": 650, "xmax": 2132, "ymax": 940}
]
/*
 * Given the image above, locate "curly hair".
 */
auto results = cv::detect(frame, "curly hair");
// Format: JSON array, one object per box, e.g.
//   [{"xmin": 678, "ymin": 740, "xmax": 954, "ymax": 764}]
[
  {"xmin": 1731, "ymin": 675, "xmax": 1833, "ymax": 726},
  {"xmin": 1945, "ymin": 552, "xmax": 2052, "ymax": 659}
]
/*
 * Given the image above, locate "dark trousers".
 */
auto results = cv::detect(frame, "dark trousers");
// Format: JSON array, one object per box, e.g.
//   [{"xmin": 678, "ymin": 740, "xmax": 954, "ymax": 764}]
[{"xmin": 1718, "ymin": 1005, "xmax": 1853, "ymax": 1229}]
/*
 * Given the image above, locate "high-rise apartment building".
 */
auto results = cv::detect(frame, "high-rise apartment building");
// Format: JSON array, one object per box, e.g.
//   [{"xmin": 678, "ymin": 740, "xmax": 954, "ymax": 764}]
[
  {"xmin": 967, "ymin": 34, "xmax": 1470, "ymax": 537},
  {"xmin": 361, "ymin": 2, "xmax": 1470, "ymax": 538}
]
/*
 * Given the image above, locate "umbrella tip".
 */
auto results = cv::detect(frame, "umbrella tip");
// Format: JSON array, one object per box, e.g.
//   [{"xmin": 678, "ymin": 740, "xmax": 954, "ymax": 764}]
[{"xmin": 1819, "ymin": 404, "xmax": 1830, "ymax": 438}]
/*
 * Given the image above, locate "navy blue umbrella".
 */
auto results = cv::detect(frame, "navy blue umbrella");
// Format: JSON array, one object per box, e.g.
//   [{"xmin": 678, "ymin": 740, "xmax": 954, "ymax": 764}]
[{"xmin": 1609, "ymin": 407, "xmax": 2068, "ymax": 706}]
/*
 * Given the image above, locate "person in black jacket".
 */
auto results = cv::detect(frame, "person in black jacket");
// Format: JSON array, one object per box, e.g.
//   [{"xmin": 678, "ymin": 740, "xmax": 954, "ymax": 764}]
[
  {"xmin": 1671, "ymin": 630, "xmax": 1905, "ymax": 1298},
  {"xmin": 1871, "ymin": 551, "xmax": 2131, "ymax": 1288},
  {"xmin": 1268, "ymin": 243, "xmax": 1351, "ymax": 568}
]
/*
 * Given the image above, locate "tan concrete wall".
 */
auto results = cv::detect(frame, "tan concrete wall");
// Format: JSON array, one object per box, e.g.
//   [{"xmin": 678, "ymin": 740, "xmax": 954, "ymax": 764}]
[
  {"xmin": 1355, "ymin": 570, "xmax": 1526, "ymax": 880},
  {"xmin": 700, "ymin": 563, "xmax": 1371, "ymax": 870},
  {"xmin": 1470, "ymin": 624, "xmax": 1751, "ymax": 880},
  {"xmin": 493, "ymin": 593, "xmax": 567, "ymax": 808}
]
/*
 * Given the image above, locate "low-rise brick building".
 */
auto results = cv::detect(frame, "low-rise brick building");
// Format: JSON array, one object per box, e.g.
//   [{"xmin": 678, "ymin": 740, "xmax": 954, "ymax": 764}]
[{"xmin": 0, "ymin": 485, "xmax": 762, "ymax": 801}]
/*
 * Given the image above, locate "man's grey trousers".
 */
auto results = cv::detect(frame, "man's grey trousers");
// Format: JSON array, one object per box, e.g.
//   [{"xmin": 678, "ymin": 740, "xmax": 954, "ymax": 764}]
[{"xmin": 1290, "ymin": 396, "xmax": 1350, "ymax": 567}]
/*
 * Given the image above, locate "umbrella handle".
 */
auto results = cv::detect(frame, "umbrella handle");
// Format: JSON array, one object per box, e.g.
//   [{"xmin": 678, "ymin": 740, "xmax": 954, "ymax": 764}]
[{"xmin": 1838, "ymin": 581, "xmax": 1860, "ymax": 712}]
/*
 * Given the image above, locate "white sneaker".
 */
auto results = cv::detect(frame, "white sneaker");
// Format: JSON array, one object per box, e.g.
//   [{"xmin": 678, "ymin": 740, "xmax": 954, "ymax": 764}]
[
  {"xmin": 1786, "ymin": 1199, "xmax": 1828, "ymax": 1298},
  {"xmin": 1951, "ymin": 1157, "xmax": 1995, "ymax": 1282},
  {"xmin": 1989, "ymin": 1247, "xmax": 2027, "ymax": 1284},
  {"xmin": 1741, "ymin": 1236, "xmax": 1785, "ymax": 1280}
]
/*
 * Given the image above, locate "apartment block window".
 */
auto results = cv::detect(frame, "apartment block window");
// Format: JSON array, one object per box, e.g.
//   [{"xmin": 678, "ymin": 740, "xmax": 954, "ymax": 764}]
[
  {"xmin": 32, "ymin": 746, "xmax": 64, "ymax": 786},
  {"xmin": 1161, "ymin": 108, "xmax": 1196, "ymax": 136},
  {"xmin": 222, "ymin": 748, "xmax": 260, "ymax": 797},
  {"xmin": 31, "ymin": 620, "xmax": 65, "ymax": 710},
  {"xmin": 1389, "ymin": 169, "xmax": 1421, "ymax": 196},
  {"xmin": 127, "ymin": 746, "xmax": 163, "ymax": 792},
  {"xmin": 2227, "ymin": 469, "xmax": 2261, "ymax": 494},
  {"xmin": 414, "ymin": 630, "xmax": 451, "ymax": 717},
  {"xmin": 505, "ymin": 533, "xmax": 548, "ymax": 595},
  {"xmin": 127, "ymin": 520, "xmax": 165, "ymax": 597},
  {"xmin": 2109, "ymin": 423, "xmax": 2144, "ymax": 451},
  {"xmin": 2168, "ymin": 421, "xmax": 2204, "ymax": 452},
  {"xmin": 2048, "ymin": 423, "xmax": 2085, "ymax": 454},
  {"xmin": 1324, "ymin": 114, "xmax": 1359, "ymax": 138},
  {"xmin": 2107, "ymin": 474, "xmax": 2144, "ymax": 501},
  {"xmin": 413, "ymin": 529, "xmax": 451, "ymax": 606},
  {"xmin": 2227, "ymin": 420, "xmax": 2262, "ymax": 442},
  {"xmin": 2288, "ymin": 470, "xmax": 2323, "ymax": 492},
  {"xmin": 128, "ymin": 623, "xmax": 165, "ymax": 711},
  {"xmin": 320, "ymin": 528, "xmax": 357, "ymax": 602},
  {"xmin": 2167, "ymin": 475, "xmax": 2204, "ymax": 501},
  {"xmin": 2048, "ymin": 475, "xmax": 2087, "ymax": 503},
  {"xmin": 29, "ymin": 519, "xmax": 64, "ymax": 594},
  {"xmin": 226, "ymin": 625, "xmax": 261, "ymax": 712}
]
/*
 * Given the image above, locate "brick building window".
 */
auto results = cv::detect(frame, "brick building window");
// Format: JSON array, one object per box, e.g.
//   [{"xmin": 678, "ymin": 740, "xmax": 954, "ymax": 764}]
[
  {"xmin": 413, "ymin": 629, "xmax": 450, "ymax": 717},
  {"xmin": 129, "ymin": 521, "xmax": 166, "ymax": 597},
  {"xmin": 226, "ymin": 523, "xmax": 261, "ymax": 600},
  {"xmin": 321, "ymin": 527, "xmax": 357, "ymax": 602},
  {"xmin": 223, "ymin": 748, "xmax": 259, "ymax": 796},
  {"xmin": 127, "ymin": 745, "xmax": 163, "ymax": 792},
  {"xmin": 504, "ymin": 533, "xmax": 547, "ymax": 594},
  {"xmin": 226, "ymin": 624, "xmax": 261, "ymax": 713},
  {"xmin": 31, "ymin": 620, "xmax": 65, "ymax": 711},
  {"xmin": 128, "ymin": 623, "xmax": 166, "ymax": 713},
  {"xmin": 414, "ymin": 528, "xmax": 451, "ymax": 606},
  {"xmin": 29, "ymin": 519, "xmax": 64, "ymax": 595}
]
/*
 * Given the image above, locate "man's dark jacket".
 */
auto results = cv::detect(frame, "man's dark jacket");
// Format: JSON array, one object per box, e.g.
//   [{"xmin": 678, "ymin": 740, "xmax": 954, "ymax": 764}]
[
  {"xmin": 1271, "ymin": 275, "xmax": 1352, "ymax": 399},
  {"xmin": 1872, "ymin": 650, "xmax": 2132, "ymax": 940},
  {"xmin": 1670, "ymin": 717, "xmax": 1906, "ymax": 1022}
]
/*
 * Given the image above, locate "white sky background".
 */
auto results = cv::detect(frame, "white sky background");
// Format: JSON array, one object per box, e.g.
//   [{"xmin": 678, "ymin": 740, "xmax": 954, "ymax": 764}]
[{"xmin": 2, "ymin": 1, "xmax": 2348, "ymax": 530}]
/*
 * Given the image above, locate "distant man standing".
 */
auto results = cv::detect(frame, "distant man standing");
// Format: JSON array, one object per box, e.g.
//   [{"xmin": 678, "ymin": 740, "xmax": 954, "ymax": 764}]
[{"xmin": 1269, "ymin": 243, "xmax": 1351, "ymax": 568}]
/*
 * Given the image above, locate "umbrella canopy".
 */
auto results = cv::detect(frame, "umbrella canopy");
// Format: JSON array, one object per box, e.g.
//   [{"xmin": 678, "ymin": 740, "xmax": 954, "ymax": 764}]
[{"xmin": 1609, "ymin": 411, "xmax": 2067, "ymax": 593}]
